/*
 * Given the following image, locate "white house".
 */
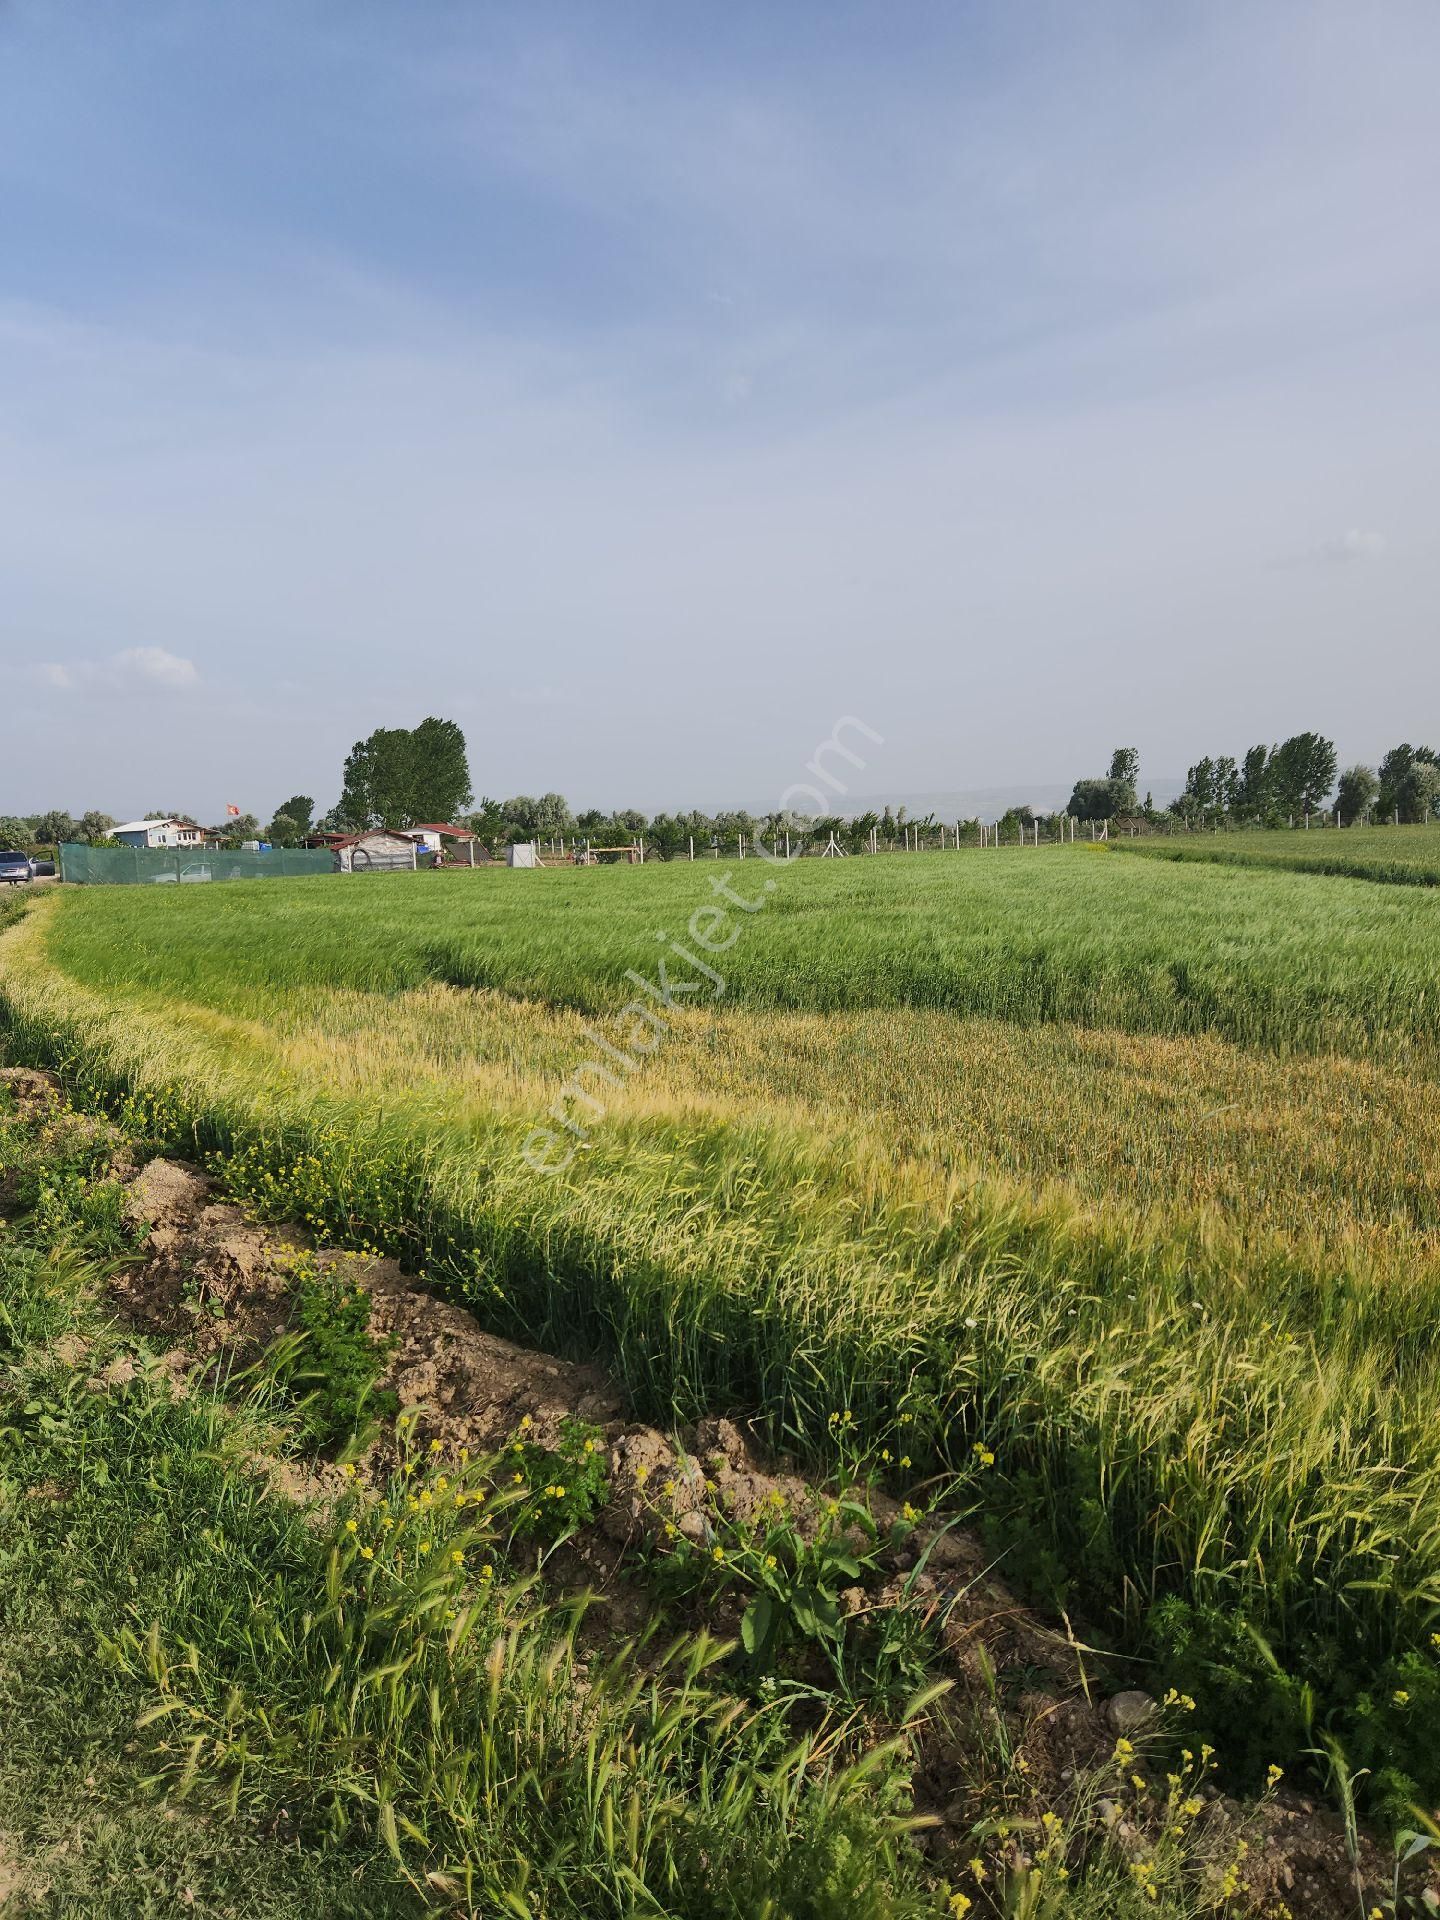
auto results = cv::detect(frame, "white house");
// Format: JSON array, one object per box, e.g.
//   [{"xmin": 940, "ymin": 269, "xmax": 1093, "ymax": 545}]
[{"xmin": 112, "ymin": 818, "xmax": 208, "ymax": 850}]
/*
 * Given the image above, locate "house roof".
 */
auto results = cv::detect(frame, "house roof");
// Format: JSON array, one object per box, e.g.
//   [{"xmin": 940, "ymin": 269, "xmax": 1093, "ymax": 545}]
[
  {"xmin": 112, "ymin": 818, "xmax": 197, "ymax": 836},
  {"xmin": 408, "ymin": 822, "xmax": 475, "ymax": 838}
]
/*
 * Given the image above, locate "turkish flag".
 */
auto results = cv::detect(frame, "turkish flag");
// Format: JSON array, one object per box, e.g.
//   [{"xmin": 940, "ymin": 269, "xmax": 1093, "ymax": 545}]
[{"xmin": 225, "ymin": 803, "xmax": 240, "ymax": 817}]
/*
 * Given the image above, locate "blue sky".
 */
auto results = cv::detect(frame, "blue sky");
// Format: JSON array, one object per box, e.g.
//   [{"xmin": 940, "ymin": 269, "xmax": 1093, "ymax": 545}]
[{"xmin": 3, "ymin": 1, "xmax": 1437, "ymax": 818}]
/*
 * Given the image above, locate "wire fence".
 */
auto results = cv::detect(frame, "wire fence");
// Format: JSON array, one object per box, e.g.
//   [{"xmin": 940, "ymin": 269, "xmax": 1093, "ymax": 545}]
[{"xmin": 59, "ymin": 844, "xmax": 335, "ymax": 887}]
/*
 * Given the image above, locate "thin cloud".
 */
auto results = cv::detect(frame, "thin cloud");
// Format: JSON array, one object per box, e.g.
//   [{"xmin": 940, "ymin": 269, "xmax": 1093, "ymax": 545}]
[
  {"xmin": 1320, "ymin": 528, "xmax": 1387, "ymax": 563},
  {"xmin": 1272, "ymin": 528, "xmax": 1390, "ymax": 572},
  {"xmin": 115, "ymin": 645, "xmax": 201, "ymax": 688},
  {"xmin": 33, "ymin": 647, "xmax": 201, "ymax": 693}
]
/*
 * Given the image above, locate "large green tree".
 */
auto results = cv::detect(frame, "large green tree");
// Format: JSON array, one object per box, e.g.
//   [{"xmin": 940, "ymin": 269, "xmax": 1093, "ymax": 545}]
[
  {"xmin": 1335, "ymin": 765, "xmax": 1379, "ymax": 826},
  {"xmin": 1107, "ymin": 747, "xmax": 1140, "ymax": 805},
  {"xmin": 1236, "ymin": 745, "xmax": 1271, "ymax": 819},
  {"xmin": 1068, "ymin": 776, "xmax": 1131, "ymax": 822},
  {"xmin": 1398, "ymin": 763, "xmax": 1440, "ymax": 823},
  {"xmin": 272, "ymin": 794, "xmax": 315, "ymax": 836},
  {"xmin": 1377, "ymin": 744, "xmax": 1439, "ymax": 821},
  {"xmin": 337, "ymin": 718, "xmax": 472, "ymax": 829},
  {"xmin": 29, "ymin": 810, "xmax": 79, "ymax": 845},
  {"xmin": 1266, "ymin": 732, "xmax": 1337, "ymax": 816},
  {"xmin": 533, "ymin": 793, "xmax": 575, "ymax": 836}
]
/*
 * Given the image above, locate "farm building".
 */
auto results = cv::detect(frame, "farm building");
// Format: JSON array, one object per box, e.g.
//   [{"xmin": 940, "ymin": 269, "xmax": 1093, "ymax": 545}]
[
  {"xmin": 112, "ymin": 818, "xmax": 208, "ymax": 850},
  {"xmin": 327, "ymin": 830, "xmax": 423, "ymax": 872},
  {"xmin": 306, "ymin": 824, "xmax": 487, "ymax": 868},
  {"xmin": 407, "ymin": 823, "xmax": 476, "ymax": 855}
]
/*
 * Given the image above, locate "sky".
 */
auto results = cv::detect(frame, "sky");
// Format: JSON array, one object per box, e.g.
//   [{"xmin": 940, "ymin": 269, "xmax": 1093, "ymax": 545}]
[{"xmin": 2, "ymin": 1, "xmax": 1437, "ymax": 820}]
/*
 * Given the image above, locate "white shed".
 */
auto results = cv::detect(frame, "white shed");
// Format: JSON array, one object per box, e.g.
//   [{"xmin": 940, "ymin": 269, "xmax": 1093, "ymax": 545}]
[{"xmin": 332, "ymin": 830, "xmax": 420, "ymax": 873}]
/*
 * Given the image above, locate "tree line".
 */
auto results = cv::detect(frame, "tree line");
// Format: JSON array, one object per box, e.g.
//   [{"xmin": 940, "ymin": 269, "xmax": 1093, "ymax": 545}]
[
  {"xmin": 7, "ymin": 717, "xmax": 1438, "ymax": 859},
  {"xmin": 1066, "ymin": 736, "xmax": 1440, "ymax": 829},
  {"xmin": 1164, "ymin": 737, "xmax": 1438, "ymax": 827}
]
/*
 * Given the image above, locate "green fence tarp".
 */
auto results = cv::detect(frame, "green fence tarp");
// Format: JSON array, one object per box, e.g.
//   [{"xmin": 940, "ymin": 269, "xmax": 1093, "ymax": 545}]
[{"xmin": 58, "ymin": 844, "xmax": 336, "ymax": 886}]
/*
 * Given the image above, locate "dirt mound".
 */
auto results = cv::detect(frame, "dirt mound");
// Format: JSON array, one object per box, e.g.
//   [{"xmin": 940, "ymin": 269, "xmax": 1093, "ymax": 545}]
[
  {"xmin": 0, "ymin": 1065, "xmax": 63, "ymax": 1116},
  {"xmin": 123, "ymin": 1157, "xmax": 214, "ymax": 1230},
  {"xmin": 356, "ymin": 1251, "xmax": 624, "ymax": 1451},
  {"xmin": 115, "ymin": 1161, "xmax": 306, "ymax": 1369}
]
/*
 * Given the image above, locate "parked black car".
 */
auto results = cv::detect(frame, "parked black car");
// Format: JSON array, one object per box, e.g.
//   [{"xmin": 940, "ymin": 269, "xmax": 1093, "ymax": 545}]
[{"xmin": 0, "ymin": 851, "xmax": 32, "ymax": 885}]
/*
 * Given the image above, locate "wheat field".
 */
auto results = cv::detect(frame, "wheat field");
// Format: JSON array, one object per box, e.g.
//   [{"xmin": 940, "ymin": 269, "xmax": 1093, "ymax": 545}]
[{"xmin": 4, "ymin": 846, "xmax": 1440, "ymax": 1793}]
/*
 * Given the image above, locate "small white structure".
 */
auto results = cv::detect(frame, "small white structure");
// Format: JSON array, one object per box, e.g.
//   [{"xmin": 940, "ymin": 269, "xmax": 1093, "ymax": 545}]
[
  {"xmin": 506, "ymin": 842, "xmax": 539, "ymax": 868},
  {"xmin": 406, "ymin": 823, "xmax": 480, "ymax": 865},
  {"xmin": 332, "ymin": 830, "xmax": 419, "ymax": 873},
  {"xmin": 405, "ymin": 823, "xmax": 466, "ymax": 853},
  {"xmin": 112, "ymin": 818, "xmax": 208, "ymax": 850}
]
